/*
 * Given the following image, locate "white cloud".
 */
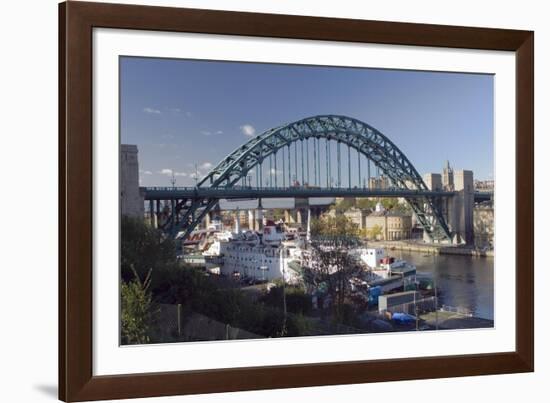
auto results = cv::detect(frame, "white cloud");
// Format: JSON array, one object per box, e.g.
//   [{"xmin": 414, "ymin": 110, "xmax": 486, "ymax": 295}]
[
  {"xmin": 240, "ymin": 124, "xmax": 256, "ymax": 137},
  {"xmin": 159, "ymin": 168, "xmax": 187, "ymax": 177},
  {"xmin": 167, "ymin": 107, "xmax": 193, "ymax": 117},
  {"xmin": 199, "ymin": 162, "xmax": 213, "ymax": 171},
  {"xmin": 155, "ymin": 143, "xmax": 179, "ymax": 149},
  {"xmin": 140, "ymin": 170, "xmax": 153, "ymax": 175},
  {"xmin": 143, "ymin": 107, "xmax": 161, "ymax": 115},
  {"xmin": 202, "ymin": 130, "xmax": 223, "ymax": 136}
]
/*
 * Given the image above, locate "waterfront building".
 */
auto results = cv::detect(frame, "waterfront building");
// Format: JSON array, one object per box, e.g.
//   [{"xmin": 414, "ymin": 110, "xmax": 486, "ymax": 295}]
[
  {"xmin": 120, "ymin": 144, "xmax": 144, "ymax": 218},
  {"xmin": 343, "ymin": 207, "xmax": 368, "ymax": 229},
  {"xmin": 364, "ymin": 203, "xmax": 413, "ymax": 241},
  {"xmin": 474, "ymin": 200, "xmax": 494, "ymax": 249},
  {"xmin": 474, "ymin": 179, "xmax": 495, "ymax": 191}
]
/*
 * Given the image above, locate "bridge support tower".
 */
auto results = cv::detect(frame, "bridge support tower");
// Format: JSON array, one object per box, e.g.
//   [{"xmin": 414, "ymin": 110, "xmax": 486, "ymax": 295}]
[{"xmin": 424, "ymin": 170, "xmax": 474, "ymax": 244}]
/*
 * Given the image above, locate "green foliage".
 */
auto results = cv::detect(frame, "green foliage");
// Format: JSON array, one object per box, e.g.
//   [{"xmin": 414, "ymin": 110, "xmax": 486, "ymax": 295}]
[
  {"xmin": 120, "ymin": 216, "xmax": 313, "ymax": 340},
  {"xmin": 121, "ymin": 216, "xmax": 177, "ymax": 281},
  {"xmin": 121, "ymin": 267, "xmax": 153, "ymax": 345},
  {"xmin": 151, "ymin": 267, "xmax": 309, "ymax": 338},
  {"xmin": 380, "ymin": 198, "xmax": 398, "ymax": 210},
  {"xmin": 378, "ymin": 198, "xmax": 413, "ymax": 213},
  {"xmin": 355, "ymin": 198, "xmax": 377, "ymax": 210},
  {"xmin": 270, "ymin": 208, "xmax": 286, "ymax": 221},
  {"xmin": 260, "ymin": 285, "xmax": 313, "ymax": 316},
  {"xmin": 286, "ymin": 313, "xmax": 312, "ymax": 336},
  {"xmin": 310, "ymin": 215, "xmax": 359, "ymax": 237},
  {"xmin": 333, "ymin": 198, "xmax": 355, "ymax": 213},
  {"xmin": 365, "ymin": 224, "xmax": 384, "ymax": 240},
  {"xmin": 392, "ymin": 201, "xmax": 413, "ymax": 214}
]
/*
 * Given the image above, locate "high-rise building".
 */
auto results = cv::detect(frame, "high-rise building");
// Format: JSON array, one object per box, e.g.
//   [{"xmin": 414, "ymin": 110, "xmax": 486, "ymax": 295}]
[{"xmin": 423, "ymin": 173, "xmax": 442, "ymax": 191}]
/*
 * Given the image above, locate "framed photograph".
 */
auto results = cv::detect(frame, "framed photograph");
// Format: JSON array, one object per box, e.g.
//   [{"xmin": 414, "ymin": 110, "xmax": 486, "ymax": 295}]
[{"xmin": 59, "ymin": 1, "xmax": 533, "ymax": 401}]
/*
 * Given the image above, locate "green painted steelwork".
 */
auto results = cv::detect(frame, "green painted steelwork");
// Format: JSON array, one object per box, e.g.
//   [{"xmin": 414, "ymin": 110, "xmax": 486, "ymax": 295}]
[{"xmin": 163, "ymin": 115, "xmax": 453, "ymax": 242}]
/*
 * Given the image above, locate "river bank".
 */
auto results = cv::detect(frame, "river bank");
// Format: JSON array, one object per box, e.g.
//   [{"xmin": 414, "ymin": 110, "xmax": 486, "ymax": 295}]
[{"xmin": 369, "ymin": 240, "xmax": 494, "ymax": 258}]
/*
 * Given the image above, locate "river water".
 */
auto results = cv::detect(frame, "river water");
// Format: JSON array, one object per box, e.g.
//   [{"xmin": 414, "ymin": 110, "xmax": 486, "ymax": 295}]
[{"xmin": 397, "ymin": 251, "xmax": 494, "ymax": 320}]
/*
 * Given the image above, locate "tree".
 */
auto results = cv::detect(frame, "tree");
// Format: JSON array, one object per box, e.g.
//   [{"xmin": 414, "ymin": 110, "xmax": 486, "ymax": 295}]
[
  {"xmin": 333, "ymin": 198, "xmax": 355, "ymax": 213},
  {"xmin": 260, "ymin": 285, "xmax": 313, "ymax": 316},
  {"xmin": 375, "ymin": 198, "xmax": 412, "ymax": 214},
  {"xmin": 356, "ymin": 198, "xmax": 376, "ymax": 211},
  {"xmin": 121, "ymin": 216, "xmax": 177, "ymax": 281},
  {"xmin": 306, "ymin": 237, "xmax": 364, "ymax": 324},
  {"xmin": 392, "ymin": 201, "xmax": 413, "ymax": 214},
  {"xmin": 271, "ymin": 208, "xmax": 286, "ymax": 221},
  {"xmin": 380, "ymin": 198, "xmax": 398, "ymax": 211},
  {"xmin": 310, "ymin": 215, "xmax": 359, "ymax": 237},
  {"xmin": 366, "ymin": 224, "xmax": 383, "ymax": 240},
  {"xmin": 121, "ymin": 266, "xmax": 153, "ymax": 345}
]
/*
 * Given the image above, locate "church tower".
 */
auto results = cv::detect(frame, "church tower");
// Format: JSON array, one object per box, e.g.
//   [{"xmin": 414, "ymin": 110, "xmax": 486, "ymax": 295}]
[{"xmin": 442, "ymin": 160, "xmax": 454, "ymax": 191}]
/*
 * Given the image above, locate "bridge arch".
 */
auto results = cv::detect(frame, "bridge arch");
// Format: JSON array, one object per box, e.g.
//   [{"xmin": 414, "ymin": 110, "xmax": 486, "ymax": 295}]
[{"xmin": 172, "ymin": 115, "xmax": 452, "ymax": 242}]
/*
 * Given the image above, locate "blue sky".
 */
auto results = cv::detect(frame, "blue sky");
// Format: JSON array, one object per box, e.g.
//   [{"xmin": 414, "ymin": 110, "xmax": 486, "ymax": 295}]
[{"xmin": 120, "ymin": 57, "xmax": 494, "ymax": 187}]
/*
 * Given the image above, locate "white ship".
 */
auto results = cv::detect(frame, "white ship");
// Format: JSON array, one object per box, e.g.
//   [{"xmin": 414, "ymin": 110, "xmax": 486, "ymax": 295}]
[
  {"xmin": 197, "ymin": 210, "xmax": 415, "ymax": 297},
  {"xmin": 202, "ymin": 220, "xmax": 303, "ymax": 283},
  {"xmin": 352, "ymin": 247, "xmax": 417, "ymax": 292}
]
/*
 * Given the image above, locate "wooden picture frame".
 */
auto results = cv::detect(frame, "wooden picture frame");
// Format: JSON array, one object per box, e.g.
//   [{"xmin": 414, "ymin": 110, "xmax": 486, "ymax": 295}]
[{"xmin": 59, "ymin": 1, "xmax": 534, "ymax": 401}]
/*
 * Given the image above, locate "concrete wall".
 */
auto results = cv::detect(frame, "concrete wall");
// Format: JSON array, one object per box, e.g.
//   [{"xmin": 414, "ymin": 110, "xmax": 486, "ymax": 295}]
[
  {"xmin": 120, "ymin": 144, "xmax": 144, "ymax": 218},
  {"xmin": 453, "ymin": 170, "xmax": 474, "ymax": 244},
  {"xmin": 422, "ymin": 170, "xmax": 474, "ymax": 244}
]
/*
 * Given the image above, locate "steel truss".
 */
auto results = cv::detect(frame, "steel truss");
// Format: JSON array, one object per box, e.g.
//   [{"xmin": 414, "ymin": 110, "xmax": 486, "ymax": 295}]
[{"xmin": 166, "ymin": 115, "xmax": 452, "ymax": 242}]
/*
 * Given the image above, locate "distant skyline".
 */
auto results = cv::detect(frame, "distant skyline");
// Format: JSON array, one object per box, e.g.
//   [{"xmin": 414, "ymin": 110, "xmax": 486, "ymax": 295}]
[{"xmin": 120, "ymin": 57, "xmax": 494, "ymax": 187}]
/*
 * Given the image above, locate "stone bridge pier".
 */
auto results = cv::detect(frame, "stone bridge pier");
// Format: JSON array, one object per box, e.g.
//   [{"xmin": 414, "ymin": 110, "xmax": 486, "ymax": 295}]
[{"xmin": 424, "ymin": 170, "xmax": 474, "ymax": 244}]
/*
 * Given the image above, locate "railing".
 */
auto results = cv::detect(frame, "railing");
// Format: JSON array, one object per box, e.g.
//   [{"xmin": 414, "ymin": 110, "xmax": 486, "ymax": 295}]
[
  {"xmin": 143, "ymin": 185, "xmax": 456, "ymax": 200},
  {"xmin": 145, "ymin": 185, "xmax": 447, "ymax": 192}
]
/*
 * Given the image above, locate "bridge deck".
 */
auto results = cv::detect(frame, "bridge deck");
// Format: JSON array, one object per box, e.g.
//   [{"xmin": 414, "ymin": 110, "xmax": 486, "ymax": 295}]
[{"xmin": 143, "ymin": 186, "xmax": 456, "ymax": 200}]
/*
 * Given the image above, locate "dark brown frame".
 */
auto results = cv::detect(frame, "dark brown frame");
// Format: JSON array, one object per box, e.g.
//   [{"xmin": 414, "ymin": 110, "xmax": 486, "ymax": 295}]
[{"xmin": 59, "ymin": 1, "xmax": 534, "ymax": 401}]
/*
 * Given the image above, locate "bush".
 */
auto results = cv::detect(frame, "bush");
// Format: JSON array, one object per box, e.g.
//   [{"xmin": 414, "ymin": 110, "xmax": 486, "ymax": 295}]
[
  {"xmin": 121, "ymin": 267, "xmax": 153, "ymax": 344},
  {"xmin": 310, "ymin": 215, "xmax": 359, "ymax": 237},
  {"xmin": 260, "ymin": 285, "xmax": 313, "ymax": 316},
  {"xmin": 121, "ymin": 216, "xmax": 177, "ymax": 281},
  {"xmin": 120, "ymin": 216, "xmax": 313, "ymax": 339}
]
